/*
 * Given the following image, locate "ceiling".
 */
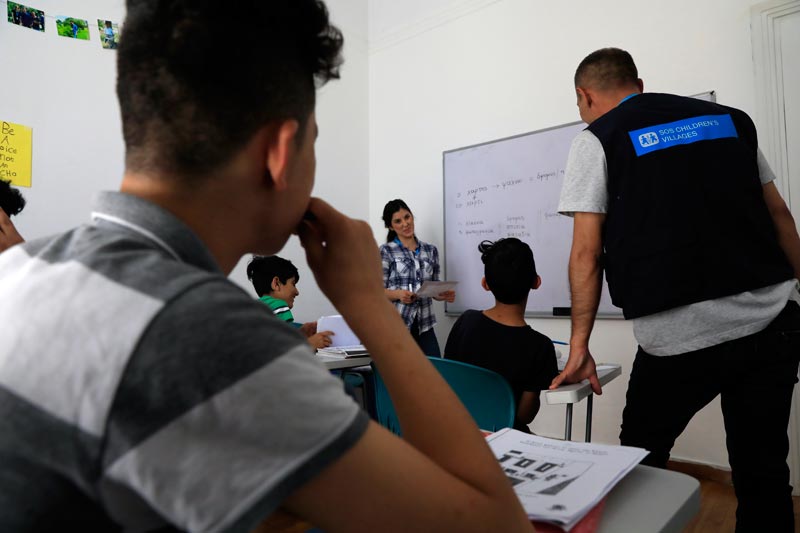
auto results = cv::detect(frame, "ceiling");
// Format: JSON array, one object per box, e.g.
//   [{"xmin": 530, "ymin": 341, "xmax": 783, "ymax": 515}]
[{"xmin": 368, "ymin": 0, "xmax": 499, "ymax": 50}]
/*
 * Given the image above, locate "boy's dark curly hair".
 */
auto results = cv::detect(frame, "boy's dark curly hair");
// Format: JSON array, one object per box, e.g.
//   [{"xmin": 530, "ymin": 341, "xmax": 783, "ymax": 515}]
[
  {"xmin": 117, "ymin": 0, "xmax": 343, "ymax": 178},
  {"xmin": 479, "ymin": 238, "xmax": 537, "ymax": 305},
  {"xmin": 0, "ymin": 179, "xmax": 26, "ymax": 216}
]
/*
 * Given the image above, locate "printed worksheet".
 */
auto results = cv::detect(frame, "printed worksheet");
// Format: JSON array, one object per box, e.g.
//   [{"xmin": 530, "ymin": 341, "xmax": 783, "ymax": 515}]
[{"xmin": 486, "ymin": 428, "xmax": 648, "ymax": 531}]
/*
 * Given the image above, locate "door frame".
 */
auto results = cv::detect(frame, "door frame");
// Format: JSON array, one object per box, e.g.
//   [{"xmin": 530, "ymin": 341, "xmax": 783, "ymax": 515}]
[{"xmin": 752, "ymin": 0, "xmax": 800, "ymax": 496}]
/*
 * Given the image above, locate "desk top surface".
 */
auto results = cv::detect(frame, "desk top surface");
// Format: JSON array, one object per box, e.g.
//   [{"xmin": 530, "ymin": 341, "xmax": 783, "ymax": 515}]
[
  {"xmin": 317, "ymin": 354, "xmax": 372, "ymax": 370},
  {"xmin": 599, "ymin": 465, "xmax": 700, "ymax": 532},
  {"xmin": 544, "ymin": 364, "xmax": 622, "ymax": 405}
]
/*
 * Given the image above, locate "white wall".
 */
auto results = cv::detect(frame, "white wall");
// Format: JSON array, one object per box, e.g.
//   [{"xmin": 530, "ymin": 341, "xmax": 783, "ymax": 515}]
[
  {"xmin": 0, "ymin": 0, "xmax": 127, "ymax": 239},
  {"xmin": 0, "ymin": 0, "xmax": 370, "ymax": 324},
  {"xmin": 368, "ymin": 0, "xmax": 770, "ymax": 468},
  {"xmin": 227, "ymin": 0, "xmax": 371, "ymax": 324}
]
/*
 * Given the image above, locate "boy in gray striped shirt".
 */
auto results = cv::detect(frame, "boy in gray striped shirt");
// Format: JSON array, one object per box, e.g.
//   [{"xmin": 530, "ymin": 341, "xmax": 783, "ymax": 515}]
[{"xmin": 0, "ymin": 1, "xmax": 533, "ymax": 532}]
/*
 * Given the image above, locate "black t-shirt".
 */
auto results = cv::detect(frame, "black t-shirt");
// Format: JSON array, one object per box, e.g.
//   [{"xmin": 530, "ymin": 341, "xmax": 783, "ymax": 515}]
[{"xmin": 444, "ymin": 310, "xmax": 558, "ymax": 431}]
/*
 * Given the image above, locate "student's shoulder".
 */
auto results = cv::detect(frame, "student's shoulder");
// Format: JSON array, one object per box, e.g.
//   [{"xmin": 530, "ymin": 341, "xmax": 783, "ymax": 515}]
[
  {"xmin": 259, "ymin": 294, "xmax": 289, "ymax": 310},
  {"xmin": 525, "ymin": 327, "xmax": 555, "ymax": 351},
  {"xmin": 454, "ymin": 309, "xmax": 483, "ymax": 325},
  {"xmin": 446, "ymin": 310, "xmax": 480, "ymax": 340}
]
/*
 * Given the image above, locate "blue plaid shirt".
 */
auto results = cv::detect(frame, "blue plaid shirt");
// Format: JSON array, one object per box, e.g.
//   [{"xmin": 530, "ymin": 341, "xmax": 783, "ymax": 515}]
[{"xmin": 380, "ymin": 238, "xmax": 441, "ymax": 333}]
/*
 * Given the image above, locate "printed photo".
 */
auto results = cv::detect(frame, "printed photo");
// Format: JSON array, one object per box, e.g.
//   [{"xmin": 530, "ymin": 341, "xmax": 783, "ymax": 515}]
[
  {"xmin": 7, "ymin": 2, "xmax": 45, "ymax": 32},
  {"xmin": 56, "ymin": 16, "xmax": 89, "ymax": 40},
  {"xmin": 97, "ymin": 19, "xmax": 120, "ymax": 49}
]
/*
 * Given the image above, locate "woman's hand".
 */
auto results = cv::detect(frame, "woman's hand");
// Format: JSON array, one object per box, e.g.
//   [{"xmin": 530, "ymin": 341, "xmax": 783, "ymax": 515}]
[
  {"xmin": 384, "ymin": 288, "xmax": 416, "ymax": 304},
  {"xmin": 433, "ymin": 290, "xmax": 456, "ymax": 303},
  {"xmin": 395, "ymin": 290, "xmax": 417, "ymax": 304}
]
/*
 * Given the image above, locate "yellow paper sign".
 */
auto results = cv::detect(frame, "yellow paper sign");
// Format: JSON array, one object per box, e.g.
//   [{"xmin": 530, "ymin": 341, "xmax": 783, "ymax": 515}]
[{"xmin": 0, "ymin": 120, "xmax": 33, "ymax": 187}]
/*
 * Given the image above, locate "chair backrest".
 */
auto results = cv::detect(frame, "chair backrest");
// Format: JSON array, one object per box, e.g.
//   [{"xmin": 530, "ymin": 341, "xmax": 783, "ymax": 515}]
[{"xmin": 371, "ymin": 357, "xmax": 516, "ymax": 436}]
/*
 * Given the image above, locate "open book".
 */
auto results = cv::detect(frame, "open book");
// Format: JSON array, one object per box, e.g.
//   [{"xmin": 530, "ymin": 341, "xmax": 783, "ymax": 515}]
[{"xmin": 486, "ymin": 428, "xmax": 647, "ymax": 531}]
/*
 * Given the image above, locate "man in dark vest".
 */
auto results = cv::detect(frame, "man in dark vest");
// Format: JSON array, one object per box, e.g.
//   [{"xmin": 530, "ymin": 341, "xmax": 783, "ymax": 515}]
[{"xmin": 553, "ymin": 47, "xmax": 800, "ymax": 532}]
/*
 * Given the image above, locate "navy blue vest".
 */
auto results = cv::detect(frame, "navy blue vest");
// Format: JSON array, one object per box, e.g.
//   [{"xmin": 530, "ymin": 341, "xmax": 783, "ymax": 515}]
[{"xmin": 587, "ymin": 93, "xmax": 792, "ymax": 318}]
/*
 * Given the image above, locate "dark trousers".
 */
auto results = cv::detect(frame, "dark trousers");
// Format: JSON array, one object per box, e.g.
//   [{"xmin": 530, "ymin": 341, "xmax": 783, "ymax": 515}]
[
  {"xmin": 620, "ymin": 301, "xmax": 800, "ymax": 532},
  {"xmin": 410, "ymin": 318, "xmax": 441, "ymax": 357}
]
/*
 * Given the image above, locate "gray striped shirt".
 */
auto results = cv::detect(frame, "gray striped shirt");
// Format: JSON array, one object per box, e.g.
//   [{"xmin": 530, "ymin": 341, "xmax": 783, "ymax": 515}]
[{"xmin": 0, "ymin": 191, "xmax": 368, "ymax": 532}]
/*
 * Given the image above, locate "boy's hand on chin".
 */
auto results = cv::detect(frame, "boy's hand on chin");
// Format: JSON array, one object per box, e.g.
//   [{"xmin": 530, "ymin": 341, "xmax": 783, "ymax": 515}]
[{"xmin": 296, "ymin": 198, "xmax": 385, "ymax": 315}]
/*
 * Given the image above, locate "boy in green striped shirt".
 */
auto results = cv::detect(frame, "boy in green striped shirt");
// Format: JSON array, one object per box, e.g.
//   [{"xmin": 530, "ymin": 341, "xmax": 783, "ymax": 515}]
[{"xmin": 247, "ymin": 255, "xmax": 333, "ymax": 349}]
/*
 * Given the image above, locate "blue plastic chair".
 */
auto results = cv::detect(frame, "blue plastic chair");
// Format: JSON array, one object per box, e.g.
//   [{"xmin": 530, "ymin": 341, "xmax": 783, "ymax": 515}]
[{"xmin": 371, "ymin": 357, "xmax": 516, "ymax": 435}]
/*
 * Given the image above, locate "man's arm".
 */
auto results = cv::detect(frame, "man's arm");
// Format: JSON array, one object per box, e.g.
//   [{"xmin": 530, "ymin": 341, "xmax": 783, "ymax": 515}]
[
  {"xmin": 292, "ymin": 198, "xmax": 533, "ymax": 532},
  {"xmin": 763, "ymin": 181, "xmax": 800, "ymax": 278},
  {"xmin": 0, "ymin": 208, "xmax": 24, "ymax": 252},
  {"xmin": 550, "ymin": 212, "xmax": 604, "ymax": 394}
]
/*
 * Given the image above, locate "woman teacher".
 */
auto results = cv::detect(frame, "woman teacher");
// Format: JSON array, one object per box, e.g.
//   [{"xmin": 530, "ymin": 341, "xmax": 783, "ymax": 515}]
[{"xmin": 380, "ymin": 199, "xmax": 455, "ymax": 356}]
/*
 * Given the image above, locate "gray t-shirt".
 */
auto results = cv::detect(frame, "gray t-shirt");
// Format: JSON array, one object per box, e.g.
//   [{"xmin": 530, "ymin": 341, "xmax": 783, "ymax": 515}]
[
  {"xmin": 0, "ymin": 191, "xmax": 369, "ymax": 531},
  {"xmin": 558, "ymin": 129, "xmax": 796, "ymax": 355}
]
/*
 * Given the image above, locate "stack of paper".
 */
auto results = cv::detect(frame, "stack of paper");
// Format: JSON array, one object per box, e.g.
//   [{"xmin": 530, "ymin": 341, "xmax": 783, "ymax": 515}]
[
  {"xmin": 486, "ymin": 428, "xmax": 648, "ymax": 531},
  {"xmin": 316, "ymin": 345, "xmax": 369, "ymax": 358}
]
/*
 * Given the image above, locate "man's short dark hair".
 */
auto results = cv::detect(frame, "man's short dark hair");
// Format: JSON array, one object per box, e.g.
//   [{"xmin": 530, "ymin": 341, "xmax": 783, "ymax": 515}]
[
  {"xmin": 247, "ymin": 255, "xmax": 299, "ymax": 297},
  {"xmin": 479, "ymin": 238, "xmax": 537, "ymax": 305},
  {"xmin": 117, "ymin": 0, "xmax": 343, "ymax": 177},
  {"xmin": 574, "ymin": 47, "xmax": 638, "ymax": 91},
  {"xmin": 0, "ymin": 179, "xmax": 26, "ymax": 216}
]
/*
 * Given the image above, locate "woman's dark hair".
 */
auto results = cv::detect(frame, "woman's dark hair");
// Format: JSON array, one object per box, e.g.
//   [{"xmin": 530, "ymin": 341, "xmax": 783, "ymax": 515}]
[
  {"xmin": 0, "ymin": 179, "xmax": 26, "ymax": 216},
  {"xmin": 382, "ymin": 199, "xmax": 412, "ymax": 243},
  {"xmin": 246, "ymin": 255, "xmax": 299, "ymax": 297},
  {"xmin": 478, "ymin": 238, "xmax": 537, "ymax": 304},
  {"xmin": 117, "ymin": 0, "xmax": 343, "ymax": 178}
]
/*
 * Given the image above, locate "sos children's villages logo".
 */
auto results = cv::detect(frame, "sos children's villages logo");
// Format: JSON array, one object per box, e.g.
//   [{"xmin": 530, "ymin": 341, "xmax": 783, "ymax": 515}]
[{"xmin": 638, "ymin": 131, "xmax": 659, "ymax": 148}]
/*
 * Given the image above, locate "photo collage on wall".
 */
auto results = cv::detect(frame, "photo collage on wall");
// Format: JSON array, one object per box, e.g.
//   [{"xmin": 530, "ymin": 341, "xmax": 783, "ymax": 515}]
[{"xmin": 6, "ymin": 1, "xmax": 121, "ymax": 49}]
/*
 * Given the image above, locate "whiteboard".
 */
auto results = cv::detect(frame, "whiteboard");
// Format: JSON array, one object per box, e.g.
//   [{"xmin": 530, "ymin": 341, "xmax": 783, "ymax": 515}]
[{"xmin": 443, "ymin": 91, "xmax": 715, "ymax": 317}]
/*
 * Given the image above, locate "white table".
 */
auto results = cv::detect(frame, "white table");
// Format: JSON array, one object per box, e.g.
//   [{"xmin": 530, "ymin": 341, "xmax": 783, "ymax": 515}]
[
  {"xmin": 544, "ymin": 364, "xmax": 622, "ymax": 441},
  {"xmin": 599, "ymin": 465, "xmax": 700, "ymax": 532},
  {"xmin": 316, "ymin": 354, "xmax": 372, "ymax": 370}
]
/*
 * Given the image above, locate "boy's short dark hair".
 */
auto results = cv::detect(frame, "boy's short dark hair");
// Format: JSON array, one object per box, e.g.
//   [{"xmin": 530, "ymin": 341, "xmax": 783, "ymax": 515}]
[
  {"xmin": 479, "ymin": 238, "xmax": 537, "ymax": 305},
  {"xmin": 117, "ymin": 0, "xmax": 343, "ymax": 178},
  {"xmin": 247, "ymin": 255, "xmax": 299, "ymax": 297},
  {"xmin": 0, "ymin": 179, "xmax": 26, "ymax": 216},
  {"xmin": 574, "ymin": 47, "xmax": 638, "ymax": 91}
]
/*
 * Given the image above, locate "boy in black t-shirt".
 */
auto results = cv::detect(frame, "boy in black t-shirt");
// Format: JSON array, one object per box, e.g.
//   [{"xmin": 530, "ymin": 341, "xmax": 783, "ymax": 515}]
[{"xmin": 445, "ymin": 238, "xmax": 558, "ymax": 432}]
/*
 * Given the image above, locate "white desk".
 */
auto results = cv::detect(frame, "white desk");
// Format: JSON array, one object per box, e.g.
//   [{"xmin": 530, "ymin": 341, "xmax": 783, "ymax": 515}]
[
  {"xmin": 544, "ymin": 364, "xmax": 622, "ymax": 441},
  {"xmin": 599, "ymin": 465, "xmax": 700, "ymax": 532},
  {"xmin": 317, "ymin": 354, "xmax": 372, "ymax": 370}
]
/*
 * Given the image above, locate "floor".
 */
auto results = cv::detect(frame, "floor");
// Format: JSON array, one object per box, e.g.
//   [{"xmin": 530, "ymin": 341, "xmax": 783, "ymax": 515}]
[{"xmin": 681, "ymin": 478, "xmax": 800, "ymax": 533}]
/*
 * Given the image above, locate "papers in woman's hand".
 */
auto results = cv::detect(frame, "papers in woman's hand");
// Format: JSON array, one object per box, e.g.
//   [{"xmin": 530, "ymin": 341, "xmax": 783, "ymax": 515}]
[{"xmin": 415, "ymin": 280, "xmax": 458, "ymax": 298}]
